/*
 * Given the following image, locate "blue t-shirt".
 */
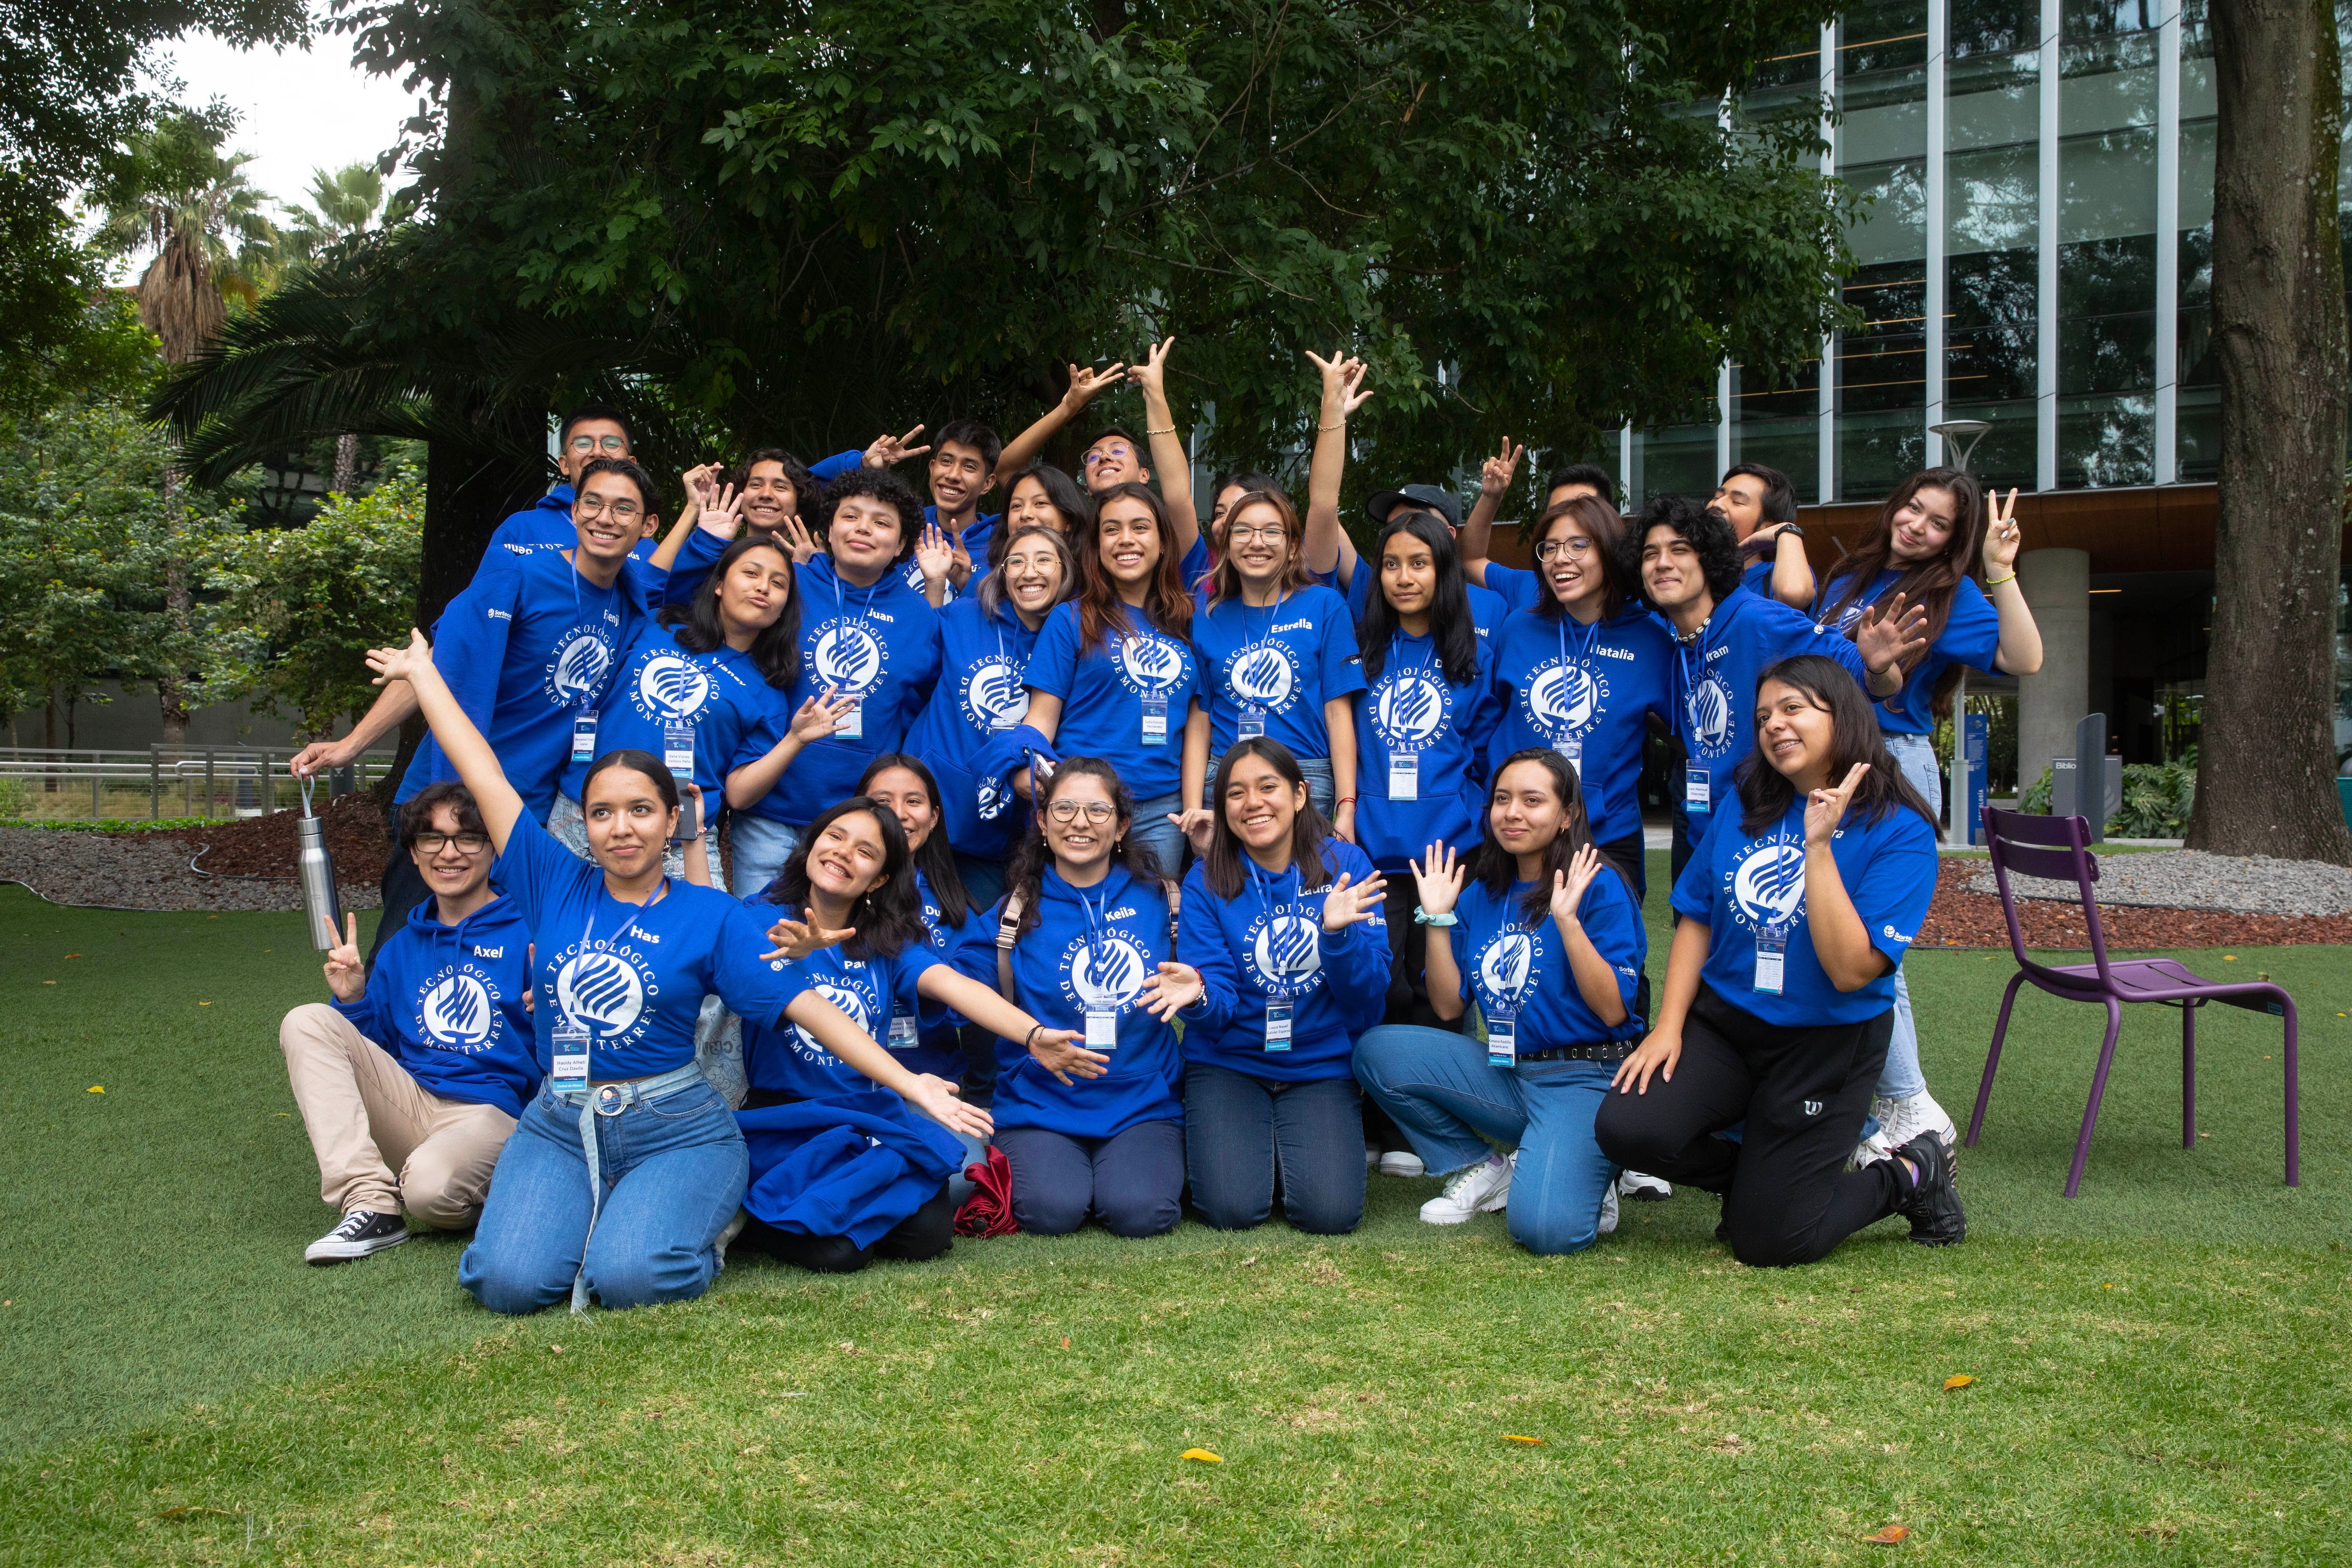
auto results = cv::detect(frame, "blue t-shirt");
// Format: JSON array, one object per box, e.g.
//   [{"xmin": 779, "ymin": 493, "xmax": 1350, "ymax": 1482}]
[
  {"xmin": 1813, "ymin": 568, "xmax": 2002, "ymax": 736},
  {"xmin": 484, "ymin": 486, "xmax": 659, "ymax": 562},
  {"xmin": 1480, "ymin": 562, "xmax": 1542, "ymax": 617},
  {"xmin": 902, "ymin": 596, "xmax": 1044, "ymax": 858},
  {"xmin": 329, "ymin": 894, "xmax": 539, "ymax": 1117},
  {"xmin": 1191, "ymin": 583, "xmax": 1365, "ymax": 759},
  {"xmin": 396, "ymin": 547, "xmax": 650, "ymax": 820},
  {"xmin": 559, "ymin": 621, "xmax": 793, "ymax": 804},
  {"xmin": 1024, "ymin": 600, "xmax": 1203, "ymax": 800},
  {"xmin": 1740, "ymin": 554, "xmax": 1778, "ymax": 597},
  {"xmin": 1672, "ymin": 796, "xmax": 1939, "ymax": 1026},
  {"xmin": 1333, "ymin": 562, "xmax": 1506, "ymax": 646},
  {"xmin": 978, "ymin": 865, "xmax": 1185, "ymax": 1138},
  {"xmin": 1671, "ymin": 586, "xmax": 1869, "ymax": 822},
  {"xmin": 1176, "ymin": 841, "xmax": 1390, "ymax": 1080},
  {"xmin": 493, "ymin": 813, "xmax": 809, "ymax": 1080},
  {"xmin": 1451, "ymin": 870, "xmax": 1646, "ymax": 1047},
  {"xmin": 1489, "ymin": 605, "xmax": 1676, "ymax": 846},
  {"xmin": 740, "ymin": 909, "xmax": 941, "ymax": 1098},
  {"xmin": 1352, "ymin": 629, "xmax": 1501, "ymax": 872}
]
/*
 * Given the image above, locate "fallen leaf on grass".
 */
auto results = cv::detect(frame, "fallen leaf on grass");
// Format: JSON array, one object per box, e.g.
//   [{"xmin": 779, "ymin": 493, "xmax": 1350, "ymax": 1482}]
[
  {"xmin": 1502, "ymin": 1435, "xmax": 1546, "ymax": 1445},
  {"xmin": 1180, "ymin": 1449, "xmax": 1222, "ymax": 1463},
  {"xmin": 1061, "ymin": 1337, "xmax": 1071, "ymax": 1348},
  {"xmin": 1860, "ymin": 1524, "xmax": 1909, "ymax": 1544},
  {"xmin": 1943, "ymin": 1375, "xmax": 1974, "ymax": 1391},
  {"xmin": 86, "ymin": 1086, "xmax": 103, "ymax": 1094}
]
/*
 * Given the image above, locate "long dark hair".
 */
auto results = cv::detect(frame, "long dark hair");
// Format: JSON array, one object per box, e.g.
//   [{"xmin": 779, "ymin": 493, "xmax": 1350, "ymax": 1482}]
[
  {"xmin": 1200, "ymin": 738, "xmax": 1334, "ymax": 900},
  {"xmin": 1358, "ymin": 510, "xmax": 1478, "ymax": 685},
  {"xmin": 1469, "ymin": 748, "xmax": 1597, "ymax": 926},
  {"xmin": 1532, "ymin": 494, "xmax": 1635, "ymax": 625},
  {"xmin": 855, "ymin": 753, "xmax": 971, "ymax": 930},
  {"xmin": 660, "ymin": 535, "xmax": 801, "ymax": 688},
  {"xmin": 975, "ymin": 524, "xmax": 1079, "ymax": 625},
  {"xmin": 996, "ymin": 463, "xmax": 1094, "ymax": 564},
  {"xmin": 1735, "ymin": 654, "xmax": 1936, "ymax": 834},
  {"xmin": 762, "ymin": 796, "xmax": 926, "ymax": 960},
  {"xmin": 1816, "ymin": 466, "xmax": 1986, "ymax": 720},
  {"xmin": 1002, "ymin": 756, "xmax": 1166, "ymax": 939},
  {"xmin": 1077, "ymin": 482, "xmax": 1192, "ymax": 645}
]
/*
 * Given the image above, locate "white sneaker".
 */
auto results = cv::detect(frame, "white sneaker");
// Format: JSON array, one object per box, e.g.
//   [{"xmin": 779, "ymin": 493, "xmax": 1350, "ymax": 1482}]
[
  {"xmin": 714, "ymin": 1207, "xmax": 749, "ymax": 1269},
  {"xmin": 1617, "ymin": 1170, "xmax": 1671, "ymax": 1202},
  {"xmin": 1597, "ymin": 1181, "xmax": 1620, "ymax": 1237},
  {"xmin": 1378, "ymin": 1150, "xmax": 1426, "ymax": 1178},
  {"xmin": 1420, "ymin": 1152, "xmax": 1512, "ymax": 1224},
  {"xmin": 1857, "ymin": 1090, "xmax": 1958, "ymax": 1170}
]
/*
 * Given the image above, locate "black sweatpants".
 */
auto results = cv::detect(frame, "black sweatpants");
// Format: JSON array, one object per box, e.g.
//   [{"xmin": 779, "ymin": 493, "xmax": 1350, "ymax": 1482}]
[
  {"xmin": 736, "ymin": 1085, "xmax": 956, "ymax": 1272},
  {"xmin": 1593, "ymin": 985, "xmax": 1906, "ymax": 1268}
]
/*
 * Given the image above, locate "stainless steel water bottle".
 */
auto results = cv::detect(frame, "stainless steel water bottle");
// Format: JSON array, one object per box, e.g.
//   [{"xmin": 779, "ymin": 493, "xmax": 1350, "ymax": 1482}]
[{"xmin": 298, "ymin": 776, "xmax": 343, "ymax": 949}]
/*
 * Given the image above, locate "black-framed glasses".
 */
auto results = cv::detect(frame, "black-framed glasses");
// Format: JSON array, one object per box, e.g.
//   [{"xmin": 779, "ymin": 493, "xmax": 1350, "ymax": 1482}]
[
  {"xmin": 1534, "ymin": 536, "xmax": 1594, "ymax": 562},
  {"xmin": 413, "ymin": 831, "xmax": 491, "ymax": 854},
  {"xmin": 1047, "ymin": 800, "xmax": 1118, "ymax": 824}
]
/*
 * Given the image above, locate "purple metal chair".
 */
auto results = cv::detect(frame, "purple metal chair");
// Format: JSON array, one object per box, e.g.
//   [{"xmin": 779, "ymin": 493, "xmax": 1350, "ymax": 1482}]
[{"xmin": 1967, "ymin": 806, "xmax": 2299, "ymax": 1197}]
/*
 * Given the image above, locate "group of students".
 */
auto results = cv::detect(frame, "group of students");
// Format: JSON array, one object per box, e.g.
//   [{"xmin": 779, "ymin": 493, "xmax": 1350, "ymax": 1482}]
[{"xmin": 275, "ymin": 341, "xmax": 2043, "ymax": 1312}]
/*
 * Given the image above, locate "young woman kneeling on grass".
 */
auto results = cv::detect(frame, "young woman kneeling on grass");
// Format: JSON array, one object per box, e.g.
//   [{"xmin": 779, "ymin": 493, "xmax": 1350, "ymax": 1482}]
[
  {"xmin": 1352, "ymin": 750, "xmax": 1647, "ymax": 1255},
  {"xmin": 364, "ymin": 631, "xmax": 983, "ymax": 1314},
  {"xmin": 1173, "ymin": 739, "xmax": 1389, "ymax": 1234},
  {"xmin": 736, "ymin": 793, "xmax": 1073, "ymax": 1273},
  {"xmin": 974, "ymin": 758, "xmax": 1205, "ymax": 1238},
  {"xmin": 1594, "ymin": 655, "xmax": 1960, "ymax": 1266}
]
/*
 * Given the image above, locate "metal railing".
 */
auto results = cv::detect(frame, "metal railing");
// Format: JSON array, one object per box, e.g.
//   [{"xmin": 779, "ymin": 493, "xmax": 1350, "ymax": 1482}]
[{"xmin": 0, "ymin": 747, "xmax": 401, "ymax": 822}]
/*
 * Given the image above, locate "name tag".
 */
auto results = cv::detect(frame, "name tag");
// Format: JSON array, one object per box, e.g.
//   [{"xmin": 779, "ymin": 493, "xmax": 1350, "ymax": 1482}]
[
  {"xmin": 835, "ymin": 700, "xmax": 864, "ymax": 741},
  {"xmin": 1388, "ymin": 753, "xmax": 1418, "ymax": 801},
  {"xmin": 1486, "ymin": 1007, "xmax": 1517, "ymax": 1068},
  {"xmin": 662, "ymin": 720, "xmax": 694, "ymax": 774},
  {"xmin": 887, "ymin": 1012, "xmax": 920, "ymax": 1050},
  {"xmin": 1140, "ymin": 695, "xmax": 1168, "ymax": 746},
  {"xmin": 1085, "ymin": 1006, "xmax": 1119, "ymax": 1049},
  {"xmin": 1684, "ymin": 765, "xmax": 1711, "ymax": 814},
  {"xmin": 1556, "ymin": 735, "xmax": 1583, "ymax": 779},
  {"xmin": 1236, "ymin": 705, "xmax": 1267, "ymax": 740},
  {"xmin": 1754, "ymin": 923, "xmax": 1789, "ymax": 995},
  {"xmin": 1264, "ymin": 1000, "xmax": 1293, "ymax": 1051},
  {"xmin": 551, "ymin": 1018, "xmax": 590, "ymax": 1090},
  {"xmin": 570, "ymin": 713, "xmax": 598, "ymax": 763}
]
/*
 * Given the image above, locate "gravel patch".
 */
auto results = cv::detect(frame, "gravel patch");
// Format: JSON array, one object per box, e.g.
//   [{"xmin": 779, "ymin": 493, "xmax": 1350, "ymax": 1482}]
[
  {"xmin": 0, "ymin": 824, "xmax": 383, "ymax": 914},
  {"xmin": 1967, "ymin": 849, "xmax": 2352, "ymax": 918}
]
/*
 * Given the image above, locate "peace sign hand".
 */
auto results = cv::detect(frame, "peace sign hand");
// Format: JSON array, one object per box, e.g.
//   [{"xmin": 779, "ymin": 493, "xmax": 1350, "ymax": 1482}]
[
  {"xmin": 1804, "ymin": 762, "xmax": 1871, "ymax": 847},
  {"xmin": 864, "ymin": 425, "xmax": 931, "ymax": 469},
  {"xmin": 1062, "ymin": 360, "xmax": 1128, "ymax": 412},
  {"xmin": 320, "ymin": 912, "xmax": 365, "ymax": 1003},
  {"xmin": 1319, "ymin": 870, "xmax": 1388, "ymax": 933},
  {"xmin": 1480, "ymin": 438, "xmax": 1526, "ymax": 498},
  {"xmin": 762, "ymin": 915, "xmax": 857, "ymax": 963},
  {"xmin": 1853, "ymin": 592, "xmax": 1931, "ymax": 675},
  {"xmin": 1982, "ymin": 487, "xmax": 2023, "ymax": 575},
  {"xmin": 773, "ymin": 509, "xmax": 820, "ymax": 564},
  {"xmin": 1409, "ymin": 842, "xmax": 1465, "ymax": 918},
  {"xmin": 1549, "ymin": 844, "xmax": 1604, "ymax": 928}
]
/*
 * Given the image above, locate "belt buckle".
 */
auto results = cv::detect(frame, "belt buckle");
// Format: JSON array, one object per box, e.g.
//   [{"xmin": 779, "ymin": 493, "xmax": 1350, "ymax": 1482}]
[{"xmin": 594, "ymin": 1084, "xmax": 627, "ymax": 1117}]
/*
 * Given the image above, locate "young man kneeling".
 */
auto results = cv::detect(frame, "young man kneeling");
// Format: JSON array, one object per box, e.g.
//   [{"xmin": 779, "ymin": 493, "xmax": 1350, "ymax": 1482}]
[{"xmin": 279, "ymin": 783, "xmax": 538, "ymax": 1263}]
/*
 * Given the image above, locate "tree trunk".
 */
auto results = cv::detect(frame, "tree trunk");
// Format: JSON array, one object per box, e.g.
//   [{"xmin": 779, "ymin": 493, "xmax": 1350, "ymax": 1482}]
[
  {"xmin": 158, "ymin": 554, "xmax": 192, "ymax": 747},
  {"xmin": 419, "ymin": 436, "xmax": 548, "ymax": 634},
  {"xmin": 333, "ymin": 431, "xmax": 359, "ymax": 497},
  {"xmin": 2188, "ymin": 0, "xmax": 2352, "ymax": 863}
]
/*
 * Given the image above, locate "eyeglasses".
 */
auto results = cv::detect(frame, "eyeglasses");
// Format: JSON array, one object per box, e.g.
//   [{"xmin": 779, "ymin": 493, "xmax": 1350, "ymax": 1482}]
[
  {"xmin": 413, "ymin": 831, "xmax": 491, "ymax": 854},
  {"xmin": 576, "ymin": 494, "xmax": 643, "ymax": 521},
  {"xmin": 1534, "ymin": 536, "xmax": 1595, "ymax": 562},
  {"xmin": 1226, "ymin": 523, "xmax": 1290, "ymax": 543},
  {"xmin": 1082, "ymin": 444, "xmax": 1134, "ymax": 467},
  {"xmin": 566, "ymin": 434, "xmax": 628, "ymax": 454},
  {"xmin": 1047, "ymin": 800, "xmax": 1119, "ymax": 824}
]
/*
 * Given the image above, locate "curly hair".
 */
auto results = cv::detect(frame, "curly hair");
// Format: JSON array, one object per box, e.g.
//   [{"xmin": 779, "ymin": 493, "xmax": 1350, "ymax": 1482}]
[
  {"xmin": 818, "ymin": 468, "xmax": 924, "ymax": 564},
  {"xmin": 1620, "ymin": 493, "xmax": 1743, "ymax": 610}
]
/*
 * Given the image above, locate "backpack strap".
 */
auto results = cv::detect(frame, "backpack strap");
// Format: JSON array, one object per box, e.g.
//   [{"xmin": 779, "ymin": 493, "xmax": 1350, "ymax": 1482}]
[
  {"xmin": 1161, "ymin": 878, "xmax": 1181, "ymax": 943},
  {"xmin": 995, "ymin": 890, "xmax": 1026, "ymax": 998}
]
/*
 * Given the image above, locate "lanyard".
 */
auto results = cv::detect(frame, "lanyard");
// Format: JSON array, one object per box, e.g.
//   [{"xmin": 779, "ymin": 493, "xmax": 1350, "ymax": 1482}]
[
  {"xmin": 567, "ymin": 877, "xmax": 666, "ymax": 1028},
  {"xmin": 1672, "ymin": 610, "xmax": 1722, "ymax": 736},
  {"xmin": 832, "ymin": 570, "xmax": 881, "ymax": 636},
  {"xmin": 1247, "ymin": 860, "xmax": 1310, "ymax": 1000},
  {"xmin": 1077, "ymin": 883, "xmax": 1114, "ymax": 988},
  {"xmin": 568, "ymin": 560, "xmax": 618, "ymax": 712},
  {"xmin": 1556, "ymin": 610, "xmax": 1599, "ymax": 682}
]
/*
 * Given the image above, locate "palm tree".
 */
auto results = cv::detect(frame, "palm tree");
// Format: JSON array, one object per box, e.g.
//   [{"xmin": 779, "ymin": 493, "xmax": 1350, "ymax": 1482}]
[{"xmin": 280, "ymin": 162, "xmax": 390, "ymax": 492}]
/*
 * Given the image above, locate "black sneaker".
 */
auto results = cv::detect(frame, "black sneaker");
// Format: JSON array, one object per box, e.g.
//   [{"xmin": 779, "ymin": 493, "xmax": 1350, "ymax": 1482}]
[
  {"xmin": 305, "ymin": 1209, "xmax": 409, "ymax": 1265},
  {"xmin": 1893, "ymin": 1132, "xmax": 1966, "ymax": 1247}
]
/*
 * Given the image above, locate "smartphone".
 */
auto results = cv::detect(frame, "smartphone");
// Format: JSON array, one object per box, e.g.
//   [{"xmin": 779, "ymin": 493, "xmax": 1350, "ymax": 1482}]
[{"xmin": 670, "ymin": 779, "xmax": 700, "ymax": 844}]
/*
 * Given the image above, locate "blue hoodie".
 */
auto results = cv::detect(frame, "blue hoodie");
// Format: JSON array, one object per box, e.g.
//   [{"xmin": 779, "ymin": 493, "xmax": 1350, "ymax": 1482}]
[
  {"xmin": 1451, "ymin": 869, "xmax": 1646, "ymax": 1048},
  {"xmin": 1191, "ymin": 582, "xmax": 1366, "ymax": 760},
  {"xmin": 330, "ymin": 893, "xmax": 539, "ymax": 1117},
  {"xmin": 396, "ymin": 547, "xmax": 652, "ymax": 821},
  {"xmin": 1351, "ymin": 628, "xmax": 1501, "ymax": 873},
  {"xmin": 557, "ymin": 621, "xmax": 795, "ymax": 805},
  {"xmin": 1486, "ymin": 557, "xmax": 1774, "ymax": 616},
  {"xmin": 901, "ymin": 595, "xmax": 1045, "ymax": 859},
  {"xmin": 1671, "ymin": 585, "xmax": 1870, "ymax": 822},
  {"xmin": 975, "ymin": 864, "xmax": 1186, "ymax": 1138},
  {"xmin": 738, "ymin": 1097, "xmax": 964, "ymax": 1248},
  {"xmin": 1176, "ymin": 840, "xmax": 1390, "ymax": 1080},
  {"xmin": 1324, "ymin": 562, "xmax": 1507, "ymax": 645},
  {"xmin": 1489, "ymin": 605, "xmax": 1677, "ymax": 847},
  {"xmin": 484, "ymin": 485, "xmax": 659, "ymax": 562}
]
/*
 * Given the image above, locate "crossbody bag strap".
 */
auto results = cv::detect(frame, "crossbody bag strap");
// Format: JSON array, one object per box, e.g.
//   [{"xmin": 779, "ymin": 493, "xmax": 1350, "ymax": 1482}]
[{"xmin": 995, "ymin": 890, "xmax": 1026, "ymax": 998}]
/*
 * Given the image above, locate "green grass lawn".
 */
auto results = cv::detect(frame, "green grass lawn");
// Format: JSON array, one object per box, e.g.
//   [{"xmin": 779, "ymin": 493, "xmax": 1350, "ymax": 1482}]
[{"xmin": 2, "ymin": 868, "xmax": 2348, "ymax": 1564}]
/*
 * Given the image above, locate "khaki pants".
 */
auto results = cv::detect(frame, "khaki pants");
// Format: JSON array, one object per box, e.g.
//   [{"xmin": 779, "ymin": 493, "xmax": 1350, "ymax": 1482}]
[{"xmin": 279, "ymin": 1003, "xmax": 517, "ymax": 1228}]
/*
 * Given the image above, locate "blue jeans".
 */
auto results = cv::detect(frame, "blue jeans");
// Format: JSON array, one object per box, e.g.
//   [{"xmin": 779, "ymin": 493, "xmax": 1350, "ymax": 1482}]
[
  {"xmin": 1183, "ymin": 1062, "xmax": 1364, "ymax": 1234},
  {"xmin": 954, "ymin": 850, "xmax": 1008, "ymax": 913},
  {"xmin": 946, "ymin": 1124, "xmax": 988, "ymax": 1206},
  {"xmin": 995, "ymin": 1120, "xmax": 1184, "ymax": 1237},
  {"xmin": 1875, "ymin": 731, "xmax": 1942, "ymax": 1104},
  {"xmin": 729, "ymin": 813, "xmax": 801, "ymax": 900},
  {"xmin": 1353, "ymin": 1025, "xmax": 1618, "ymax": 1255},
  {"xmin": 1128, "ymin": 790, "xmax": 1184, "ymax": 882},
  {"xmin": 459, "ymin": 1081, "xmax": 748, "ymax": 1314}
]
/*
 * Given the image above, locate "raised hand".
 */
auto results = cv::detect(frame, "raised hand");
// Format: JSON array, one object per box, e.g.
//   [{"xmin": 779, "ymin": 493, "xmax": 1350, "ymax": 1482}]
[
  {"xmin": 1854, "ymin": 592, "xmax": 1931, "ymax": 674},
  {"xmin": 364, "ymin": 629, "xmax": 432, "ymax": 688},
  {"xmin": 1062, "ymin": 360, "xmax": 1128, "ymax": 412},
  {"xmin": 1409, "ymin": 841, "xmax": 1465, "ymax": 918},
  {"xmin": 1127, "ymin": 335, "xmax": 1176, "ymax": 398},
  {"xmin": 788, "ymin": 688, "xmax": 857, "ymax": 744},
  {"xmin": 914, "ymin": 521, "xmax": 954, "ymax": 593},
  {"xmin": 696, "ymin": 481, "xmax": 744, "ymax": 541},
  {"xmin": 1170, "ymin": 806, "xmax": 1217, "ymax": 858},
  {"xmin": 947, "ymin": 533, "xmax": 974, "ymax": 589},
  {"xmin": 1480, "ymin": 438, "xmax": 1526, "ymax": 498},
  {"xmin": 774, "ymin": 509, "xmax": 820, "ymax": 564},
  {"xmin": 1319, "ymin": 870, "xmax": 1388, "ymax": 933},
  {"xmin": 1804, "ymin": 762, "xmax": 1870, "ymax": 847},
  {"xmin": 761, "ymin": 915, "xmax": 857, "ymax": 963},
  {"xmin": 1550, "ymin": 844, "xmax": 1604, "ymax": 926},
  {"xmin": 1982, "ymin": 487, "xmax": 2023, "ymax": 575},
  {"xmin": 682, "ymin": 462, "xmax": 720, "ymax": 509},
  {"xmin": 864, "ymin": 425, "xmax": 931, "ymax": 469},
  {"xmin": 1140, "ymin": 960, "xmax": 1205, "ymax": 1019},
  {"xmin": 320, "ymin": 912, "xmax": 365, "ymax": 1003},
  {"xmin": 906, "ymin": 1073, "xmax": 993, "ymax": 1138},
  {"xmin": 1030, "ymin": 1029, "xmax": 1110, "ymax": 1086}
]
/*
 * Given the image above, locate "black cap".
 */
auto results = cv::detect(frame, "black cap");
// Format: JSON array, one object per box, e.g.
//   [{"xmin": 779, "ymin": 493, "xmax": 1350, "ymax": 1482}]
[{"xmin": 1365, "ymin": 484, "xmax": 1462, "ymax": 531}]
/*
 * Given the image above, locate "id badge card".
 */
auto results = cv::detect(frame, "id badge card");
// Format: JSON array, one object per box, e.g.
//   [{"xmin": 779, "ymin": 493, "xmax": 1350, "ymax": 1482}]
[
  {"xmin": 1236, "ymin": 705, "xmax": 1267, "ymax": 740},
  {"xmin": 835, "ymin": 699, "xmax": 864, "ymax": 741},
  {"xmin": 1388, "ymin": 752, "xmax": 1419, "ymax": 801},
  {"xmin": 1684, "ymin": 764, "xmax": 1711, "ymax": 813},
  {"xmin": 661, "ymin": 720, "xmax": 695, "ymax": 774},
  {"xmin": 1085, "ymin": 1005, "xmax": 1120, "ymax": 1049},
  {"xmin": 1263, "ymin": 1000, "xmax": 1294, "ymax": 1051},
  {"xmin": 1557, "ymin": 735, "xmax": 1583, "ymax": 779},
  {"xmin": 1754, "ymin": 923, "xmax": 1789, "ymax": 995},
  {"xmin": 887, "ymin": 1012, "xmax": 920, "ymax": 1051},
  {"xmin": 1140, "ymin": 695, "xmax": 1169, "ymax": 747},
  {"xmin": 570, "ymin": 712, "xmax": 598, "ymax": 763},
  {"xmin": 551, "ymin": 1018, "xmax": 590, "ymax": 1091},
  {"xmin": 1486, "ymin": 1007, "xmax": 1518, "ymax": 1068}
]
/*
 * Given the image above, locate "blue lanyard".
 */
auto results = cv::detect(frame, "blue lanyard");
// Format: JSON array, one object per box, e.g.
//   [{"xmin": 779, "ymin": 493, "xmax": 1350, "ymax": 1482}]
[
  {"xmin": 832, "ymin": 571, "xmax": 881, "ymax": 636},
  {"xmin": 1672, "ymin": 611, "xmax": 1721, "ymax": 733},
  {"xmin": 1557, "ymin": 609, "xmax": 1599, "ymax": 678},
  {"xmin": 568, "ymin": 560, "xmax": 618, "ymax": 713},
  {"xmin": 565, "ymin": 878, "xmax": 666, "ymax": 1028},
  {"xmin": 1247, "ymin": 860, "xmax": 1311, "ymax": 999},
  {"xmin": 1077, "ymin": 885, "xmax": 1116, "ymax": 1001}
]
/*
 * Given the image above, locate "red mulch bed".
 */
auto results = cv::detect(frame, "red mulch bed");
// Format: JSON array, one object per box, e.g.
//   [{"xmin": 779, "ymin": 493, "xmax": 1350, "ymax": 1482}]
[
  {"xmin": 1918, "ymin": 857, "xmax": 2352, "ymax": 950},
  {"xmin": 139, "ymin": 793, "xmax": 391, "ymax": 883}
]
